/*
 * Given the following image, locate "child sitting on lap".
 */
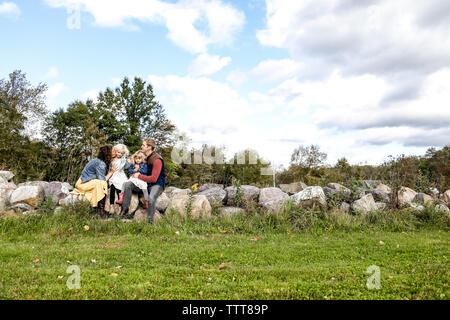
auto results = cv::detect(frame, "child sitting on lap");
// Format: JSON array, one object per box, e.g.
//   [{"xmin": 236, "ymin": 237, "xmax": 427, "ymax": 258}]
[{"xmin": 116, "ymin": 151, "xmax": 149, "ymax": 209}]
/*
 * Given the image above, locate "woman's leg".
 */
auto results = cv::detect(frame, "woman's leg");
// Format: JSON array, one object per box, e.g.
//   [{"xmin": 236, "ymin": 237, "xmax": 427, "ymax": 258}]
[{"xmin": 109, "ymin": 184, "xmax": 116, "ymax": 205}]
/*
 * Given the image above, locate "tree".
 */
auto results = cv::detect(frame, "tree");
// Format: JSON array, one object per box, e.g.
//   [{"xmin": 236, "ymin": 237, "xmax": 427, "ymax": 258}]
[
  {"xmin": 0, "ymin": 70, "xmax": 48, "ymax": 179},
  {"xmin": 94, "ymin": 77, "xmax": 176, "ymax": 152},
  {"xmin": 290, "ymin": 144, "xmax": 327, "ymax": 169}
]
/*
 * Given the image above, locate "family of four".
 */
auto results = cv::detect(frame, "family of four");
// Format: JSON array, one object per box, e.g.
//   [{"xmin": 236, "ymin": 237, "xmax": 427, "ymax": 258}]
[{"xmin": 71, "ymin": 138, "xmax": 165, "ymax": 224}]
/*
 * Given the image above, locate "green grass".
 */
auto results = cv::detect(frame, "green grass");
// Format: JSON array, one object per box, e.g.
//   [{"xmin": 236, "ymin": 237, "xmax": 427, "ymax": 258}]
[{"xmin": 0, "ymin": 201, "xmax": 449, "ymax": 300}]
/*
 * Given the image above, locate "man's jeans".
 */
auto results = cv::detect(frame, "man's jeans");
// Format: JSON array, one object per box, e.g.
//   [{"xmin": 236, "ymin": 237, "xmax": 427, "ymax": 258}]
[{"xmin": 121, "ymin": 181, "xmax": 163, "ymax": 224}]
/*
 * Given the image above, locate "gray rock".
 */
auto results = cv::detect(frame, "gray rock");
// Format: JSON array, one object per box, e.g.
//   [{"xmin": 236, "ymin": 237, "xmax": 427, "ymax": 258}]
[
  {"xmin": 18, "ymin": 181, "xmax": 50, "ymax": 189},
  {"xmin": 375, "ymin": 202, "xmax": 387, "ymax": 211},
  {"xmin": 362, "ymin": 180, "xmax": 380, "ymax": 189},
  {"xmin": 0, "ymin": 182, "xmax": 17, "ymax": 212},
  {"xmin": 413, "ymin": 193, "xmax": 434, "ymax": 205},
  {"xmin": 443, "ymin": 190, "xmax": 450, "ymax": 204},
  {"xmin": 291, "ymin": 186, "xmax": 327, "ymax": 209},
  {"xmin": 278, "ymin": 182, "xmax": 307, "ymax": 195},
  {"xmin": 327, "ymin": 183, "xmax": 352, "ymax": 196},
  {"xmin": 339, "ymin": 202, "xmax": 350, "ymax": 213},
  {"xmin": 351, "ymin": 194, "xmax": 377, "ymax": 214},
  {"xmin": 375, "ymin": 183, "xmax": 392, "ymax": 194},
  {"xmin": 196, "ymin": 184, "xmax": 224, "ymax": 193},
  {"xmin": 258, "ymin": 187, "xmax": 290, "ymax": 212},
  {"xmin": 0, "ymin": 171, "xmax": 14, "ymax": 182},
  {"xmin": 219, "ymin": 207, "xmax": 246, "ymax": 217},
  {"xmin": 133, "ymin": 208, "xmax": 161, "ymax": 223},
  {"xmin": 370, "ymin": 189, "xmax": 391, "ymax": 203},
  {"xmin": 44, "ymin": 182, "xmax": 72, "ymax": 203},
  {"xmin": 9, "ymin": 185, "xmax": 45, "ymax": 208},
  {"xmin": 410, "ymin": 203, "xmax": 425, "ymax": 211},
  {"xmin": 166, "ymin": 194, "xmax": 212, "ymax": 219},
  {"xmin": 435, "ymin": 204, "xmax": 449, "ymax": 212},
  {"xmin": 398, "ymin": 187, "xmax": 417, "ymax": 208},
  {"xmin": 225, "ymin": 185, "xmax": 260, "ymax": 207},
  {"xmin": 197, "ymin": 187, "xmax": 227, "ymax": 206},
  {"xmin": 9, "ymin": 203, "xmax": 34, "ymax": 212},
  {"xmin": 59, "ymin": 194, "xmax": 90, "ymax": 206},
  {"xmin": 156, "ymin": 192, "xmax": 171, "ymax": 212}
]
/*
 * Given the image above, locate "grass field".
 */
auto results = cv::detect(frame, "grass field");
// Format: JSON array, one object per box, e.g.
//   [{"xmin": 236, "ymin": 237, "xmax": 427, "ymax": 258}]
[{"xmin": 0, "ymin": 201, "xmax": 449, "ymax": 300}]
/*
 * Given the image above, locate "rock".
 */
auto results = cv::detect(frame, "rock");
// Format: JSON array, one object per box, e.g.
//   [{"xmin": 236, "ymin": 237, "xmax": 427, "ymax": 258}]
[
  {"xmin": 225, "ymin": 185, "xmax": 260, "ymax": 207},
  {"xmin": 375, "ymin": 202, "xmax": 387, "ymax": 211},
  {"xmin": 196, "ymin": 184, "xmax": 224, "ymax": 193},
  {"xmin": 44, "ymin": 182, "xmax": 72, "ymax": 203},
  {"xmin": 156, "ymin": 192, "xmax": 170, "ymax": 212},
  {"xmin": 351, "ymin": 194, "xmax": 377, "ymax": 214},
  {"xmin": 258, "ymin": 187, "xmax": 290, "ymax": 212},
  {"xmin": 197, "ymin": 187, "xmax": 227, "ymax": 206},
  {"xmin": 339, "ymin": 202, "xmax": 350, "ymax": 213},
  {"xmin": 370, "ymin": 189, "xmax": 391, "ymax": 203},
  {"xmin": 133, "ymin": 208, "xmax": 162, "ymax": 223},
  {"xmin": 0, "ymin": 171, "xmax": 14, "ymax": 182},
  {"xmin": 443, "ymin": 190, "xmax": 450, "ymax": 204},
  {"xmin": 322, "ymin": 186, "xmax": 335, "ymax": 196},
  {"xmin": 354, "ymin": 187, "xmax": 370, "ymax": 198},
  {"xmin": 9, "ymin": 203, "xmax": 34, "ymax": 212},
  {"xmin": 327, "ymin": 183, "xmax": 352, "ymax": 196},
  {"xmin": 278, "ymin": 182, "xmax": 307, "ymax": 195},
  {"xmin": 166, "ymin": 194, "xmax": 212, "ymax": 219},
  {"xmin": 397, "ymin": 187, "xmax": 417, "ymax": 208},
  {"xmin": 54, "ymin": 207, "xmax": 64, "ymax": 214},
  {"xmin": 0, "ymin": 182, "xmax": 17, "ymax": 212},
  {"xmin": 168, "ymin": 188, "xmax": 191, "ymax": 199},
  {"xmin": 427, "ymin": 187, "xmax": 439, "ymax": 198},
  {"xmin": 362, "ymin": 180, "xmax": 380, "ymax": 189},
  {"xmin": 413, "ymin": 193, "xmax": 433, "ymax": 205},
  {"xmin": 435, "ymin": 204, "xmax": 449, "ymax": 212},
  {"xmin": 375, "ymin": 183, "xmax": 392, "ymax": 194},
  {"xmin": 291, "ymin": 186, "xmax": 327, "ymax": 209},
  {"xmin": 9, "ymin": 185, "xmax": 45, "ymax": 208},
  {"xmin": 18, "ymin": 181, "xmax": 50, "ymax": 189},
  {"xmin": 59, "ymin": 194, "xmax": 90, "ymax": 206},
  {"xmin": 218, "ymin": 206, "xmax": 246, "ymax": 217},
  {"xmin": 410, "ymin": 203, "xmax": 425, "ymax": 211}
]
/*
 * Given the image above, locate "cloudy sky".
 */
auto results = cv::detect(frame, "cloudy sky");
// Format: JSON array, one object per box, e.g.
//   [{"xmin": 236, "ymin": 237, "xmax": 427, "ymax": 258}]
[{"xmin": 1, "ymin": 0, "xmax": 449, "ymax": 169}]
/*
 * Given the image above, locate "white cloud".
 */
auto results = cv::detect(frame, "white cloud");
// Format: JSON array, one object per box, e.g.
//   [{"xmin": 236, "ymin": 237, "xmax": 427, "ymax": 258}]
[
  {"xmin": 44, "ymin": 0, "xmax": 245, "ymax": 54},
  {"xmin": 44, "ymin": 67, "xmax": 59, "ymax": 78},
  {"xmin": 226, "ymin": 70, "xmax": 247, "ymax": 86},
  {"xmin": 46, "ymin": 82, "xmax": 67, "ymax": 108},
  {"xmin": 189, "ymin": 53, "xmax": 231, "ymax": 76},
  {"xmin": 0, "ymin": 2, "xmax": 20, "ymax": 18},
  {"xmin": 82, "ymin": 89, "xmax": 100, "ymax": 102},
  {"xmin": 250, "ymin": 59, "xmax": 303, "ymax": 83}
]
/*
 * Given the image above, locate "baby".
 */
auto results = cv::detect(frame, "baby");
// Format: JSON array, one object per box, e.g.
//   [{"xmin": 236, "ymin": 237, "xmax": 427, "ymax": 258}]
[{"xmin": 116, "ymin": 151, "xmax": 149, "ymax": 209}]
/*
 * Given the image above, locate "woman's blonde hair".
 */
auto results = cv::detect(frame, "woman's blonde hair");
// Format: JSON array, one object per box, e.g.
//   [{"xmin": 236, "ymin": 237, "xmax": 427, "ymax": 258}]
[
  {"xmin": 132, "ymin": 151, "xmax": 147, "ymax": 163},
  {"xmin": 113, "ymin": 144, "xmax": 129, "ymax": 157}
]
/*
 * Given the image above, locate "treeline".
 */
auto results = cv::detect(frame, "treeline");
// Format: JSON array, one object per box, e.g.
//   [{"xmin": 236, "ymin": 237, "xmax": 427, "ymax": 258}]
[{"xmin": 1, "ymin": 70, "xmax": 449, "ymax": 192}]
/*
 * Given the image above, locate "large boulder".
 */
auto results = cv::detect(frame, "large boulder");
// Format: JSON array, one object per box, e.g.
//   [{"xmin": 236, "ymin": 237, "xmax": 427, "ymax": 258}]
[
  {"xmin": 339, "ymin": 202, "xmax": 351, "ymax": 213},
  {"xmin": 43, "ymin": 182, "xmax": 72, "ymax": 203},
  {"xmin": 351, "ymin": 194, "xmax": 377, "ymax": 214},
  {"xmin": 156, "ymin": 192, "xmax": 171, "ymax": 212},
  {"xmin": 225, "ymin": 185, "xmax": 260, "ymax": 207},
  {"xmin": 133, "ymin": 208, "xmax": 162, "ymax": 223},
  {"xmin": 219, "ymin": 206, "xmax": 246, "ymax": 218},
  {"xmin": 18, "ymin": 181, "xmax": 50, "ymax": 189},
  {"xmin": 165, "ymin": 187, "xmax": 190, "ymax": 199},
  {"xmin": 413, "ymin": 193, "xmax": 434, "ymax": 205},
  {"xmin": 278, "ymin": 182, "xmax": 307, "ymax": 195},
  {"xmin": 9, "ymin": 185, "xmax": 45, "ymax": 208},
  {"xmin": 0, "ymin": 182, "xmax": 17, "ymax": 212},
  {"xmin": 398, "ymin": 187, "xmax": 417, "ymax": 208},
  {"xmin": 370, "ymin": 189, "xmax": 391, "ymax": 203},
  {"xmin": 291, "ymin": 186, "xmax": 327, "ymax": 209},
  {"xmin": 325, "ymin": 183, "xmax": 352, "ymax": 201},
  {"xmin": 443, "ymin": 190, "xmax": 450, "ymax": 204},
  {"xmin": 375, "ymin": 183, "xmax": 392, "ymax": 194},
  {"xmin": 197, "ymin": 187, "xmax": 227, "ymax": 206},
  {"xmin": 196, "ymin": 184, "xmax": 224, "ymax": 193},
  {"xmin": 59, "ymin": 194, "xmax": 90, "ymax": 206},
  {"xmin": 258, "ymin": 187, "xmax": 290, "ymax": 213},
  {"xmin": 327, "ymin": 183, "xmax": 351, "ymax": 195},
  {"xmin": 166, "ymin": 194, "xmax": 212, "ymax": 219},
  {"xmin": 0, "ymin": 171, "xmax": 14, "ymax": 182}
]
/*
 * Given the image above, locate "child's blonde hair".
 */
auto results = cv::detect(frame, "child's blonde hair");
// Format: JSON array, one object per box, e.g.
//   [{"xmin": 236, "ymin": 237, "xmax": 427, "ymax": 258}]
[
  {"xmin": 113, "ymin": 144, "xmax": 129, "ymax": 157},
  {"xmin": 132, "ymin": 151, "xmax": 147, "ymax": 163}
]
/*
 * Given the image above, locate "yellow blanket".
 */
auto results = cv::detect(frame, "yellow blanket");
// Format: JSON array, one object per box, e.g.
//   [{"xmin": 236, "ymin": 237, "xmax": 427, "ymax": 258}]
[{"xmin": 71, "ymin": 178, "xmax": 108, "ymax": 207}]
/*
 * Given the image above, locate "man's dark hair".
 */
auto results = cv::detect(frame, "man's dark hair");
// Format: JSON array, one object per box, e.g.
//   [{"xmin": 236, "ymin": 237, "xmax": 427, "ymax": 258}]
[{"xmin": 97, "ymin": 144, "xmax": 113, "ymax": 167}]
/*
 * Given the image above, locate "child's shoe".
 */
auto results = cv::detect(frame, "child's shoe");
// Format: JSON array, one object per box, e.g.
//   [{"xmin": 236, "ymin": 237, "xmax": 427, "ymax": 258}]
[
  {"xmin": 115, "ymin": 192, "xmax": 124, "ymax": 205},
  {"xmin": 145, "ymin": 200, "xmax": 149, "ymax": 209}
]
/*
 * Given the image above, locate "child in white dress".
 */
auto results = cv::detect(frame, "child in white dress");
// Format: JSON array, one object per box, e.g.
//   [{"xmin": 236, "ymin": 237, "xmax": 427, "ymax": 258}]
[
  {"xmin": 116, "ymin": 151, "xmax": 149, "ymax": 209},
  {"xmin": 108, "ymin": 144, "xmax": 130, "ymax": 205}
]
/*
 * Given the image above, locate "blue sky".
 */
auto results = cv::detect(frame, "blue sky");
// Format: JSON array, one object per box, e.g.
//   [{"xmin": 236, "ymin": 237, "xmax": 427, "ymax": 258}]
[{"xmin": 1, "ymin": 0, "xmax": 449, "ymax": 169}]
